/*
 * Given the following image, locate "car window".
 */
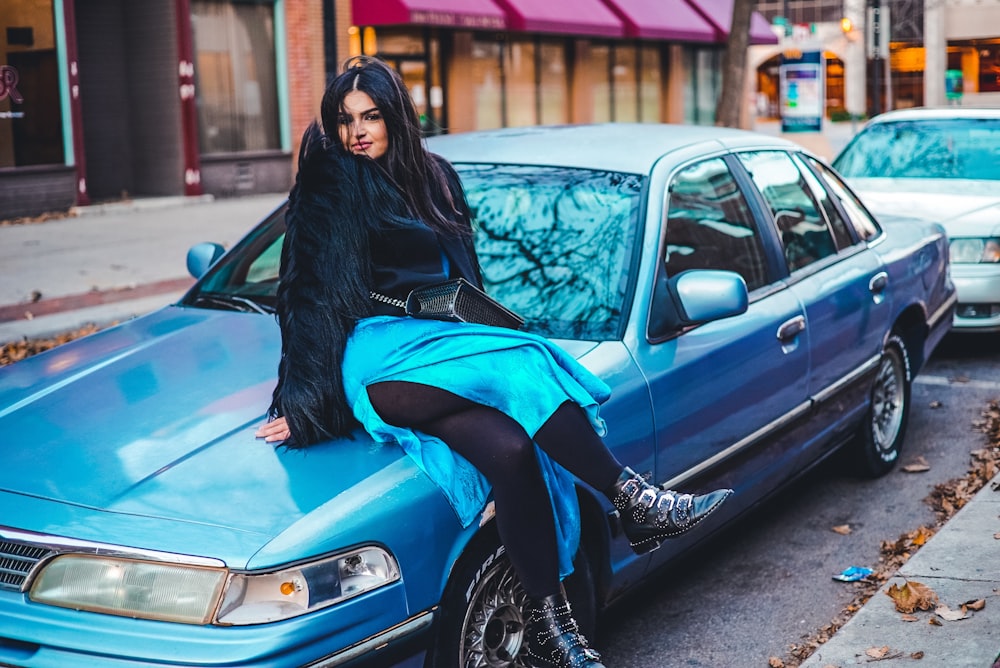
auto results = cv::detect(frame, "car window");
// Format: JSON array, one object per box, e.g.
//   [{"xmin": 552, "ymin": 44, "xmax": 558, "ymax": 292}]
[
  {"xmin": 808, "ymin": 158, "xmax": 881, "ymax": 242},
  {"xmin": 456, "ymin": 164, "xmax": 644, "ymax": 341},
  {"xmin": 187, "ymin": 205, "xmax": 287, "ymax": 311},
  {"xmin": 664, "ymin": 157, "xmax": 769, "ymax": 291},
  {"xmin": 833, "ymin": 118, "xmax": 1000, "ymax": 180},
  {"xmin": 738, "ymin": 151, "xmax": 837, "ymax": 272},
  {"xmin": 794, "ymin": 154, "xmax": 854, "ymax": 249}
]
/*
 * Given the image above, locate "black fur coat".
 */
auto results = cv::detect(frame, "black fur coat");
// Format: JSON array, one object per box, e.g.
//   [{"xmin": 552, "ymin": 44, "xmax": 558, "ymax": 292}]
[
  {"xmin": 267, "ymin": 123, "xmax": 479, "ymax": 447},
  {"xmin": 267, "ymin": 123, "xmax": 411, "ymax": 446}
]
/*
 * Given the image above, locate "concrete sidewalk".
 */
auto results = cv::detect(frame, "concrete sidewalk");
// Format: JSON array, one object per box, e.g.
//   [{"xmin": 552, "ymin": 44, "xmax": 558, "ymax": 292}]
[
  {"xmin": 1, "ymin": 189, "xmax": 999, "ymax": 668},
  {"xmin": 0, "ymin": 193, "xmax": 284, "ymax": 343}
]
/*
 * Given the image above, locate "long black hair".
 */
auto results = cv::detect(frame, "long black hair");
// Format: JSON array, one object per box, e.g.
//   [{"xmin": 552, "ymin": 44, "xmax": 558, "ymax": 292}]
[
  {"xmin": 320, "ymin": 56, "xmax": 468, "ymax": 238},
  {"xmin": 268, "ymin": 58, "xmax": 482, "ymax": 447}
]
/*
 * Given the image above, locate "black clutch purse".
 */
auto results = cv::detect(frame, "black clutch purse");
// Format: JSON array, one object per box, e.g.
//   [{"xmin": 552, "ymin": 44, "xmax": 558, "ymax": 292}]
[
  {"xmin": 371, "ymin": 279, "xmax": 523, "ymax": 330},
  {"xmin": 406, "ymin": 279, "xmax": 524, "ymax": 330}
]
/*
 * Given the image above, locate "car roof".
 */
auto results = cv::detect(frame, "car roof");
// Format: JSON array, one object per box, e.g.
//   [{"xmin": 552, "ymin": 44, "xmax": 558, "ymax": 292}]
[
  {"xmin": 864, "ymin": 107, "xmax": 1000, "ymax": 124},
  {"xmin": 426, "ymin": 123, "xmax": 797, "ymax": 174}
]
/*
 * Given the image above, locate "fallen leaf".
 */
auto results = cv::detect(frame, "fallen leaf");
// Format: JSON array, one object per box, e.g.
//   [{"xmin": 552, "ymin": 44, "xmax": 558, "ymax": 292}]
[
  {"xmin": 994, "ymin": 532, "xmax": 1000, "ymax": 540},
  {"xmin": 909, "ymin": 526, "xmax": 934, "ymax": 547},
  {"xmin": 768, "ymin": 658, "xmax": 784, "ymax": 668},
  {"xmin": 831, "ymin": 524, "xmax": 852, "ymax": 535},
  {"xmin": 928, "ymin": 616, "xmax": 942, "ymax": 626},
  {"xmin": 901, "ymin": 613, "xmax": 919, "ymax": 622},
  {"xmin": 965, "ymin": 598, "xmax": 986, "ymax": 611},
  {"xmin": 911, "ymin": 650, "xmax": 925, "ymax": 659},
  {"xmin": 866, "ymin": 646, "xmax": 891, "ymax": 659},
  {"xmin": 902, "ymin": 456, "xmax": 931, "ymax": 473},
  {"xmin": 886, "ymin": 580, "xmax": 938, "ymax": 613},
  {"xmin": 935, "ymin": 604, "xmax": 970, "ymax": 621}
]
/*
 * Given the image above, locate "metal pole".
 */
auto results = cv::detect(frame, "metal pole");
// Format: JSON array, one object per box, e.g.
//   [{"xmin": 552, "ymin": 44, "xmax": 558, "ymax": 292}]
[{"xmin": 870, "ymin": 0, "xmax": 881, "ymax": 116}]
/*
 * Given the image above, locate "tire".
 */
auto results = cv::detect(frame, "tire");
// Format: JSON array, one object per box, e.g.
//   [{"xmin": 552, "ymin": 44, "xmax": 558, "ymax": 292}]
[
  {"xmin": 427, "ymin": 523, "xmax": 597, "ymax": 668},
  {"xmin": 852, "ymin": 335, "xmax": 911, "ymax": 478}
]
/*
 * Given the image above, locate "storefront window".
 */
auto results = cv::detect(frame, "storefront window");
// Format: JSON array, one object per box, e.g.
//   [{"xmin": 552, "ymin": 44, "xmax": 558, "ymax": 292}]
[
  {"xmin": 539, "ymin": 40, "xmax": 568, "ymax": 125},
  {"xmin": 613, "ymin": 45, "xmax": 638, "ymax": 122},
  {"xmin": 591, "ymin": 43, "xmax": 611, "ymax": 123},
  {"xmin": 505, "ymin": 39, "xmax": 537, "ymax": 127},
  {"xmin": 0, "ymin": 0, "xmax": 64, "ymax": 168},
  {"xmin": 470, "ymin": 37, "xmax": 502, "ymax": 130},
  {"xmin": 640, "ymin": 45, "xmax": 661, "ymax": 122},
  {"xmin": 191, "ymin": 1, "xmax": 279, "ymax": 154},
  {"xmin": 685, "ymin": 46, "xmax": 722, "ymax": 125}
]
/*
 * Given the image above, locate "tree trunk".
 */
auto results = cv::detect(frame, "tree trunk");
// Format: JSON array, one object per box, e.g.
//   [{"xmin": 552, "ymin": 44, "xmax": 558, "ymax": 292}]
[{"xmin": 715, "ymin": 0, "xmax": 755, "ymax": 127}]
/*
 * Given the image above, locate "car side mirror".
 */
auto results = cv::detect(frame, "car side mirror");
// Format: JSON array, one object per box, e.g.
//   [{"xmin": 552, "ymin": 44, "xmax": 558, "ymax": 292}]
[
  {"xmin": 186, "ymin": 242, "xmax": 226, "ymax": 279},
  {"xmin": 667, "ymin": 270, "xmax": 749, "ymax": 326}
]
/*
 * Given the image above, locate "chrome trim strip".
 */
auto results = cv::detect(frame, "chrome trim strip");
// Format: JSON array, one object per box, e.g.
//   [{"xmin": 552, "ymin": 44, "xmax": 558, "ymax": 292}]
[
  {"xmin": 660, "ymin": 354, "xmax": 880, "ymax": 490},
  {"xmin": 661, "ymin": 400, "xmax": 814, "ymax": 490},
  {"xmin": 0, "ymin": 525, "xmax": 227, "ymax": 570},
  {"xmin": 928, "ymin": 293, "xmax": 958, "ymax": 330},
  {"xmin": 303, "ymin": 610, "xmax": 435, "ymax": 667},
  {"xmin": 811, "ymin": 354, "xmax": 880, "ymax": 404}
]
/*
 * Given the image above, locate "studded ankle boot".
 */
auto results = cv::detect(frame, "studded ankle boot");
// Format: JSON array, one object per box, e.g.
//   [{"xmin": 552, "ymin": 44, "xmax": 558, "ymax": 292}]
[
  {"xmin": 521, "ymin": 589, "xmax": 605, "ymax": 668},
  {"xmin": 608, "ymin": 466, "xmax": 732, "ymax": 554}
]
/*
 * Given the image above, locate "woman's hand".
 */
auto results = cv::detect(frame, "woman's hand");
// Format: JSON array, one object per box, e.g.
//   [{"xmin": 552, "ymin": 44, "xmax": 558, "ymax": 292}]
[{"xmin": 256, "ymin": 416, "xmax": 291, "ymax": 443}]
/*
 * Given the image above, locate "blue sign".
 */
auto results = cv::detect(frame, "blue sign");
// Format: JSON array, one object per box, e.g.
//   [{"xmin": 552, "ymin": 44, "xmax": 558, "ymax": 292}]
[{"xmin": 780, "ymin": 50, "xmax": 823, "ymax": 133}]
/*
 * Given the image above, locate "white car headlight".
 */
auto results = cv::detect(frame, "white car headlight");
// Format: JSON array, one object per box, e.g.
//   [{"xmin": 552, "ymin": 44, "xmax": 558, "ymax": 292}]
[
  {"xmin": 216, "ymin": 546, "xmax": 400, "ymax": 625},
  {"xmin": 29, "ymin": 555, "xmax": 228, "ymax": 624},
  {"xmin": 950, "ymin": 237, "xmax": 1000, "ymax": 263},
  {"xmin": 28, "ymin": 545, "xmax": 399, "ymax": 626}
]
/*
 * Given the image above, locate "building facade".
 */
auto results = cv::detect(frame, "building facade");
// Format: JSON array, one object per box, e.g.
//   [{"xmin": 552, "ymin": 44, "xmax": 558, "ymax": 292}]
[
  {"xmin": 1, "ymin": 0, "xmax": 777, "ymax": 220},
  {"xmin": 748, "ymin": 0, "xmax": 1000, "ymax": 126}
]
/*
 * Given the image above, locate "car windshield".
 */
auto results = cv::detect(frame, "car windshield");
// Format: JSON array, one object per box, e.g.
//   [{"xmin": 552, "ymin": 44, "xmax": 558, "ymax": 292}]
[
  {"xmin": 184, "ymin": 164, "xmax": 644, "ymax": 341},
  {"xmin": 833, "ymin": 118, "xmax": 1000, "ymax": 180}
]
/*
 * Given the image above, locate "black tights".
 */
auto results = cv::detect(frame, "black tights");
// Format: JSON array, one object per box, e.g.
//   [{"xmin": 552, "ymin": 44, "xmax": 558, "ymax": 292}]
[{"xmin": 366, "ymin": 380, "xmax": 624, "ymax": 599}]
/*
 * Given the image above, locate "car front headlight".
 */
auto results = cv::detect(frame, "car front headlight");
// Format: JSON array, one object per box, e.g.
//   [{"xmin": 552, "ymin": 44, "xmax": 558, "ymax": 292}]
[
  {"xmin": 950, "ymin": 237, "xmax": 1000, "ymax": 263},
  {"xmin": 29, "ymin": 555, "xmax": 228, "ymax": 624},
  {"xmin": 28, "ymin": 546, "xmax": 399, "ymax": 626},
  {"xmin": 215, "ymin": 546, "xmax": 400, "ymax": 625}
]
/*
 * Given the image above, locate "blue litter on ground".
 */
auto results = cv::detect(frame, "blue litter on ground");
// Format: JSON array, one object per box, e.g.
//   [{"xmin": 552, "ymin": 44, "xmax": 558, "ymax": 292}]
[{"xmin": 833, "ymin": 566, "xmax": 874, "ymax": 582}]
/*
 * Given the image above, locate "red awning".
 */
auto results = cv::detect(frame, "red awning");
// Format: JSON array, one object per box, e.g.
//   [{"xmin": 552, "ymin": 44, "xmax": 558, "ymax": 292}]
[
  {"xmin": 684, "ymin": 0, "xmax": 779, "ymax": 45},
  {"xmin": 351, "ymin": 0, "xmax": 507, "ymax": 30},
  {"xmin": 603, "ymin": 0, "xmax": 718, "ymax": 42},
  {"xmin": 493, "ymin": 0, "xmax": 624, "ymax": 37}
]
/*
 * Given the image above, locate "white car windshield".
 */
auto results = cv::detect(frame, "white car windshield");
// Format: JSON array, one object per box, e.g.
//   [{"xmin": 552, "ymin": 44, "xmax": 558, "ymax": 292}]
[{"xmin": 833, "ymin": 118, "xmax": 1000, "ymax": 180}]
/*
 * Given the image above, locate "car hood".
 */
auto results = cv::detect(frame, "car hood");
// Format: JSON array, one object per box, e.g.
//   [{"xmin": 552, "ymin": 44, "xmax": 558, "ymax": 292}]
[
  {"xmin": 0, "ymin": 307, "xmax": 430, "ymax": 564},
  {"xmin": 0, "ymin": 306, "xmax": 599, "ymax": 566},
  {"xmin": 848, "ymin": 177, "xmax": 1000, "ymax": 236}
]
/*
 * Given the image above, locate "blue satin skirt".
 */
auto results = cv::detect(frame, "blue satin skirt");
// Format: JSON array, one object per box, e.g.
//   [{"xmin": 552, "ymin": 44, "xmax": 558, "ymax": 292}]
[{"xmin": 341, "ymin": 315, "xmax": 611, "ymax": 577}]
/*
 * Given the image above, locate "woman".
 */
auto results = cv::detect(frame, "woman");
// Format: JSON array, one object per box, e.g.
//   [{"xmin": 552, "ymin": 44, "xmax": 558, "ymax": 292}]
[{"xmin": 257, "ymin": 56, "xmax": 731, "ymax": 668}]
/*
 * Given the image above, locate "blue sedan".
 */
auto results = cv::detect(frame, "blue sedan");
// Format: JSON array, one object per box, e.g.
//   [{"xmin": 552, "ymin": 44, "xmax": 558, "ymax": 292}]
[{"xmin": 0, "ymin": 124, "xmax": 955, "ymax": 668}]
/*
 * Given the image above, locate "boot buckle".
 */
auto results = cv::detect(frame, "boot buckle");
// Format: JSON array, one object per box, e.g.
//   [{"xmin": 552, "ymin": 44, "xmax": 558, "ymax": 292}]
[{"xmin": 613, "ymin": 476, "xmax": 643, "ymax": 510}]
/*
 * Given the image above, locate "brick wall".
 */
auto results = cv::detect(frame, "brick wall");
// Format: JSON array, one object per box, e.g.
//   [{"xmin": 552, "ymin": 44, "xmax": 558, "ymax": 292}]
[{"xmin": 285, "ymin": 0, "xmax": 328, "ymax": 166}]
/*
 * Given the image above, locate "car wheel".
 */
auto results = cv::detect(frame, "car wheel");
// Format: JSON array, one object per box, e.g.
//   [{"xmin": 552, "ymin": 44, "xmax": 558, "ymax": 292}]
[
  {"xmin": 852, "ymin": 335, "xmax": 911, "ymax": 478},
  {"xmin": 428, "ymin": 523, "xmax": 596, "ymax": 668}
]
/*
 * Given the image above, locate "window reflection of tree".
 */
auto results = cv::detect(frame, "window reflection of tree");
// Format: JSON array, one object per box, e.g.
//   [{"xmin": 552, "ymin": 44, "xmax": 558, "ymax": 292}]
[
  {"xmin": 459, "ymin": 165, "xmax": 643, "ymax": 340},
  {"xmin": 739, "ymin": 151, "xmax": 836, "ymax": 271},
  {"xmin": 665, "ymin": 159, "xmax": 768, "ymax": 291}
]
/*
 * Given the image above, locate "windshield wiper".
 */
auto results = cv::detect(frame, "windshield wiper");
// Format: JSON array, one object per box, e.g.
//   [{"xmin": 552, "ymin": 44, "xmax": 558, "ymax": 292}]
[{"xmin": 191, "ymin": 292, "xmax": 275, "ymax": 315}]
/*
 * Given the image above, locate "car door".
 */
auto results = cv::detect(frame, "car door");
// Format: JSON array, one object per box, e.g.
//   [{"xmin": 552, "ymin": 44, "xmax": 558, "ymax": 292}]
[
  {"xmin": 735, "ymin": 151, "xmax": 890, "ymax": 453},
  {"xmin": 634, "ymin": 155, "xmax": 811, "ymax": 508}
]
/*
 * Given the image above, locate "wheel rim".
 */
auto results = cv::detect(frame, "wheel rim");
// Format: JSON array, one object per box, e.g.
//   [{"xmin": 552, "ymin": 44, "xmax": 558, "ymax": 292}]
[
  {"xmin": 458, "ymin": 558, "xmax": 529, "ymax": 668},
  {"xmin": 871, "ymin": 349, "xmax": 905, "ymax": 457}
]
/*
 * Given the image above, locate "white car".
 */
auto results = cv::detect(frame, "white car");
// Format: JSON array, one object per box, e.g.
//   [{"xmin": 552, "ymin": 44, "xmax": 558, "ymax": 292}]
[{"xmin": 834, "ymin": 107, "xmax": 1000, "ymax": 332}]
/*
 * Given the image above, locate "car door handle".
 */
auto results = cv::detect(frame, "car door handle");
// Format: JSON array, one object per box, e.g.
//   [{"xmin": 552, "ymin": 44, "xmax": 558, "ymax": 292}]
[
  {"xmin": 776, "ymin": 315, "xmax": 806, "ymax": 342},
  {"xmin": 869, "ymin": 271, "xmax": 888, "ymax": 304},
  {"xmin": 869, "ymin": 272, "xmax": 888, "ymax": 293}
]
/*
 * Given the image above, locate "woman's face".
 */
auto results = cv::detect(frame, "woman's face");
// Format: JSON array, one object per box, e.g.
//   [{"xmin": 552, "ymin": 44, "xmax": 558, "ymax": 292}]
[{"xmin": 338, "ymin": 90, "xmax": 388, "ymax": 160}]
